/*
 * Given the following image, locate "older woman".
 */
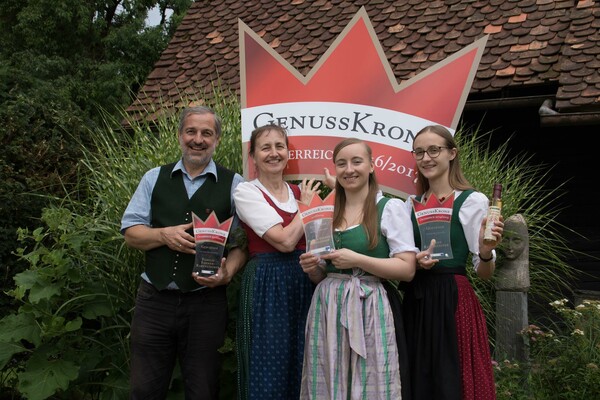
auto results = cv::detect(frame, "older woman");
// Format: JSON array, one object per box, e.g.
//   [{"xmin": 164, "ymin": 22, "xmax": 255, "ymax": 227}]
[{"xmin": 234, "ymin": 124, "xmax": 320, "ymax": 400}]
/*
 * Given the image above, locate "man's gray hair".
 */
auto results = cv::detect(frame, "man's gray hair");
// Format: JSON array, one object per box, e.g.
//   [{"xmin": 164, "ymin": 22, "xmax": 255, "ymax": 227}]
[{"xmin": 178, "ymin": 106, "xmax": 222, "ymax": 137}]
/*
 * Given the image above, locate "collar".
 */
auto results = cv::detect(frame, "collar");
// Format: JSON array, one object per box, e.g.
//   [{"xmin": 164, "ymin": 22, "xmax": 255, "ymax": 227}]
[{"xmin": 171, "ymin": 159, "xmax": 218, "ymax": 181}]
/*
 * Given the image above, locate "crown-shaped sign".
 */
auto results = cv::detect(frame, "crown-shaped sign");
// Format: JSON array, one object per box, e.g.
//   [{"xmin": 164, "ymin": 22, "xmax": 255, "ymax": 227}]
[
  {"xmin": 239, "ymin": 7, "xmax": 488, "ymax": 199},
  {"xmin": 297, "ymin": 191, "xmax": 336, "ymax": 256},
  {"xmin": 412, "ymin": 193, "xmax": 455, "ymax": 213},
  {"xmin": 240, "ymin": 7, "xmax": 487, "ymax": 129},
  {"xmin": 297, "ymin": 190, "xmax": 336, "ymax": 221},
  {"xmin": 192, "ymin": 211, "xmax": 233, "ymax": 233}
]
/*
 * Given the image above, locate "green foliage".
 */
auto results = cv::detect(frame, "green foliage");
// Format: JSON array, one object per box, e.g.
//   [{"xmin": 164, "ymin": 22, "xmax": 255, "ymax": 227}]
[
  {"xmin": 1, "ymin": 89, "xmax": 242, "ymax": 398},
  {"xmin": 493, "ymin": 359, "xmax": 534, "ymax": 399},
  {"xmin": 494, "ymin": 299, "xmax": 600, "ymax": 399},
  {"xmin": 1, "ymin": 207, "xmax": 131, "ymax": 399},
  {"xmin": 456, "ymin": 125, "xmax": 575, "ymax": 336},
  {"xmin": 0, "ymin": 0, "xmax": 192, "ymax": 322}
]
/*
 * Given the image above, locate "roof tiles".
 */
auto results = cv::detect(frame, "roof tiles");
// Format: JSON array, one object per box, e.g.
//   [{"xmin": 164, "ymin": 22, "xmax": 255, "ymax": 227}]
[{"xmin": 129, "ymin": 0, "xmax": 600, "ymax": 119}]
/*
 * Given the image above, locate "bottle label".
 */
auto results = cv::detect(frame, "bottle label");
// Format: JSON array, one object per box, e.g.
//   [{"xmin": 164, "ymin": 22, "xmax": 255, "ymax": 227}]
[{"xmin": 484, "ymin": 206, "xmax": 501, "ymax": 241}]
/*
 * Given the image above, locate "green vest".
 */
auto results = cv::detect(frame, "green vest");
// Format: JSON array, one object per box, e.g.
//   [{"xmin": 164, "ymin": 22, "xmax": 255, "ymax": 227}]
[
  {"xmin": 145, "ymin": 162, "xmax": 235, "ymax": 292},
  {"xmin": 411, "ymin": 189, "xmax": 473, "ymax": 269},
  {"xmin": 326, "ymin": 197, "xmax": 391, "ymax": 274}
]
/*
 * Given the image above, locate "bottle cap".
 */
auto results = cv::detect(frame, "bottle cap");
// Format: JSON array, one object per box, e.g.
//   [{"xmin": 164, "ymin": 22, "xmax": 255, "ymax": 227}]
[{"xmin": 493, "ymin": 183, "xmax": 502, "ymax": 198}]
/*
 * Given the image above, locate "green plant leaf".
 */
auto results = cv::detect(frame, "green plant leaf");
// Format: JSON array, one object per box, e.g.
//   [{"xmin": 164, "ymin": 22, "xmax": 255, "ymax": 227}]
[
  {"xmin": 29, "ymin": 282, "xmax": 61, "ymax": 304},
  {"xmin": 13, "ymin": 269, "xmax": 41, "ymax": 290},
  {"xmin": 0, "ymin": 313, "xmax": 41, "ymax": 346},
  {"xmin": 17, "ymin": 356, "xmax": 79, "ymax": 400},
  {"xmin": 99, "ymin": 374, "xmax": 129, "ymax": 400},
  {"xmin": 0, "ymin": 341, "xmax": 28, "ymax": 370},
  {"xmin": 82, "ymin": 298, "xmax": 115, "ymax": 319},
  {"xmin": 64, "ymin": 317, "xmax": 82, "ymax": 332}
]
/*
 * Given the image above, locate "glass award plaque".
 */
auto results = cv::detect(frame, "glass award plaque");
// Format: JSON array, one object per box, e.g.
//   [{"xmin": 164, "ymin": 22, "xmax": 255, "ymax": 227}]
[
  {"xmin": 298, "ymin": 191, "xmax": 336, "ymax": 256},
  {"xmin": 192, "ymin": 211, "xmax": 233, "ymax": 277},
  {"xmin": 412, "ymin": 194, "xmax": 454, "ymax": 260}
]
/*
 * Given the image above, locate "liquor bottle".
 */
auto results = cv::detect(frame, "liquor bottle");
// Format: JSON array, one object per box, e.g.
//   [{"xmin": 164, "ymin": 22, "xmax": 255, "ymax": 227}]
[{"xmin": 483, "ymin": 183, "xmax": 502, "ymax": 244}]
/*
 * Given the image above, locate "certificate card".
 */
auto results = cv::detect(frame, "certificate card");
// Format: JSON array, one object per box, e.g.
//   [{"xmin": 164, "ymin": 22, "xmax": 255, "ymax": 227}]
[
  {"xmin": 412, "ymin": 195, "xmax": 454, "ymax": 260},
  {"xmin": 192, "ymin": 211, "xmax": 233, "ymax": 277},
  {"xmin": 298, "ymin": 191, "xmax": 336, "ymax": 256}
]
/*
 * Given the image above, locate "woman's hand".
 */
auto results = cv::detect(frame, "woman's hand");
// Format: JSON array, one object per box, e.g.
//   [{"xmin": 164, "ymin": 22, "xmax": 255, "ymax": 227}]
[
  {"xmin": 299, "ymin": 178, "xmax": 322, "ymax": 205},
  {"xmin": 479, "ymin": 216, "xmax": 505, "ymax": 254},
  {"xmin": 416, "ymin": 239, "xmax": 439, "ymax": 270},
  {"xmin": 299, "ymin": 251, "xmax": 321, "ymax": 272},
  {"xmin": 299, "ymin": 252, "xmax": 326, "ymax": 283},
  {"xmin": 320, "ymin": 248, "xmax": 359, "ymax": 270},
  {"xmin": 323, "ymin": 168, "xmax": 336, "ymax": 189}
]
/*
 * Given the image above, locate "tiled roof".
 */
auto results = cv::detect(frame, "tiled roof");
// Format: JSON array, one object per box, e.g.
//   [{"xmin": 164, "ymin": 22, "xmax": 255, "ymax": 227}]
[{"xmin": 128, "ymin": 0, "xmax": 600, "ymax": 121}]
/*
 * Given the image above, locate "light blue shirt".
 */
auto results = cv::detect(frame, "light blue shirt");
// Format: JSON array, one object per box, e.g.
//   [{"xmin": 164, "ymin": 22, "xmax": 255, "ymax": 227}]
[{"xmin": 121, "ymin": 158, "xmax": 245, "ymax": 288}]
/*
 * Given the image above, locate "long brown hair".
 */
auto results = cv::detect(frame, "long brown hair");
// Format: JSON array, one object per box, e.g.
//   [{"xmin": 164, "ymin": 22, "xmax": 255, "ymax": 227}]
[
  {"xmin": 413, "ymin": 125, "xmax": 473, "ymax": 194},
  {"xmin": 332, "ymin": 138, "xmax": 380, "ymax": 249}
]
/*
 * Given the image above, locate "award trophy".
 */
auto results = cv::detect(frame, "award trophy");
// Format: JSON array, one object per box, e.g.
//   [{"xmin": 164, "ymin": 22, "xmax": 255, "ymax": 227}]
[
  {"xmin": 412, "ymin": 194, "xmax": 454, "ymax": 260},
  {"xmin": 192, "ymin": 211, "xmax": 233, "ymax": 276},
  {"xmin": 298, "ymin": 191, "xmax": 336, "ymax": 256}
]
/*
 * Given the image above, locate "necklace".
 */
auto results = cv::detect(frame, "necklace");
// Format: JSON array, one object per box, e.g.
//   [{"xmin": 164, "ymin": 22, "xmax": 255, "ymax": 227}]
[{"xmin": 424, "ymin": 188, "xmax": 454, "ymax": 202}]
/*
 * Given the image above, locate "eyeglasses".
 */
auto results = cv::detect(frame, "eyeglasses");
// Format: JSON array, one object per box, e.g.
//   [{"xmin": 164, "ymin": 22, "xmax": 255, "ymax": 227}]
[{"xmin": 411, "ymin": 146, "xmax": 449, "ymax": 160}]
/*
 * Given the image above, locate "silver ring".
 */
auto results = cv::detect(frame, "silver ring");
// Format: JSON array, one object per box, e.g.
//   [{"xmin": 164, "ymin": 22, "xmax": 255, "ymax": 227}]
[
  {"xmin": 178, "ymin": 244, "xmax": 182, "ymax": 247},
  {"xmin": 423, "ymin": 255, "xmax": 429, "ymax": 260}
]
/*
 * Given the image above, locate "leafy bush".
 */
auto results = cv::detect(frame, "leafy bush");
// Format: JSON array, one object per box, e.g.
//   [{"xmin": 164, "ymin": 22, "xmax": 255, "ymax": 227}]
[
  {"xmin": 0, "ymin": 87, "xmax": 242, "ymax": 399},
  {"xmin": 494, "ymin": 298, "xmax": 600, "ymax": 399},
  {"xmin": 457, "ymin": 126, "xmax": 575, "ymax": 336},
  {"xmin": 493, "ymin": 359, "xmax": 533, "ymax": 399}
]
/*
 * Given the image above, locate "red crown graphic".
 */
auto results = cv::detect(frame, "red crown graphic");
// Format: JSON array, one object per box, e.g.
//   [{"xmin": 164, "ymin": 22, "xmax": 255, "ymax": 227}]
[
  {"xmin": 412, "ymin": 192, "xmax": 455, "ymax": 213},
  {"xmin": 240, "ymin": 7, "xmax": 487, "ymax": 128},
  {"xmin": 298, "ymin": 190, "xmax": 335, "ymax": 225},
  {"xmin": 412, "ymin": 194, "xmax": 454, "ymax": 225},
  {"xmin": 192, "ymin": 211, "xmax": 233, "ymax": 232},
  {"xmin": 239, "ymin": 7, "xmax": 487, "ymax": 199},
  {"xmin": 297, "ymin": 190, "xmax": 336, "ymax": 214}
]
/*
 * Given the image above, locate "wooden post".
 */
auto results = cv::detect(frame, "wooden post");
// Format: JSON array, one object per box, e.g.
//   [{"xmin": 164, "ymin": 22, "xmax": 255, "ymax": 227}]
[{"xmin": 495, "ymin": 213, "xmax": 529, "ymax": 361}]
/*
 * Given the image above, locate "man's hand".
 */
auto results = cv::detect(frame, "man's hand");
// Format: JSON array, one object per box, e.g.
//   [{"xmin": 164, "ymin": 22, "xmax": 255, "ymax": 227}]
[
  {"xmin": 161, "ymin": 222, "xmax": 195, "ymax": 254},
  {"xmin": 192, "ymin": 257, "xmax": 230, "ymax": 288}
]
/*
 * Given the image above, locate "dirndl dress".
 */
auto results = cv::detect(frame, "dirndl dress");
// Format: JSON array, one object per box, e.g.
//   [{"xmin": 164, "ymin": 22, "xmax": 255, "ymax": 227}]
[
  {"xmin": 301, "ymin": 197, "xmax": 406, "ymax": 400},
  {"xmin": 402, "ymin": 190, "xmax": 496, "ymax": 400}
]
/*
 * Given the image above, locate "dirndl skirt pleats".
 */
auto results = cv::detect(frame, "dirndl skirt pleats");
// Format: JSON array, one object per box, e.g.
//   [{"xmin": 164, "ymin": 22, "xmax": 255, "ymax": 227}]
[
  {"xmin": 237, "ymin": 250, "xmax": 314, "ymax": 400},
  {"xmin": 300, "ymin": 273, "xmax": 402, "ymax": 400}
]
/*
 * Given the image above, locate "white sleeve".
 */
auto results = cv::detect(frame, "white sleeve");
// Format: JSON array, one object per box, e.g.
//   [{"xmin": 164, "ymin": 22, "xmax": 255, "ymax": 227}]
[
  {"xmin": 380, "ymin": 198, "xmax": 419, "ymax": 256},
  {"xmin": 459, "ymin": 191, "xmax": 496, "ymax": 269},
  {"xmin": 233, "ymin": 182, "xmax": 284, "ymax": 237}
]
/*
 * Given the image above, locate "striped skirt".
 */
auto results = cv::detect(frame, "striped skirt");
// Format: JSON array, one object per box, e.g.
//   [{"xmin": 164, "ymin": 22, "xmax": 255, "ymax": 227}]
[{"xmin": 300, "ymin": 273, "xmax": 402, "ymax": 400}]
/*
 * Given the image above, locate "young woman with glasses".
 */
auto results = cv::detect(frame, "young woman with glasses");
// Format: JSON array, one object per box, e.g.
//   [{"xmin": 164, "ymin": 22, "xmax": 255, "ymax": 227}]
[{"xmin": 402, "ymin": 124, "xmax": 503, "ymax": 400}]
